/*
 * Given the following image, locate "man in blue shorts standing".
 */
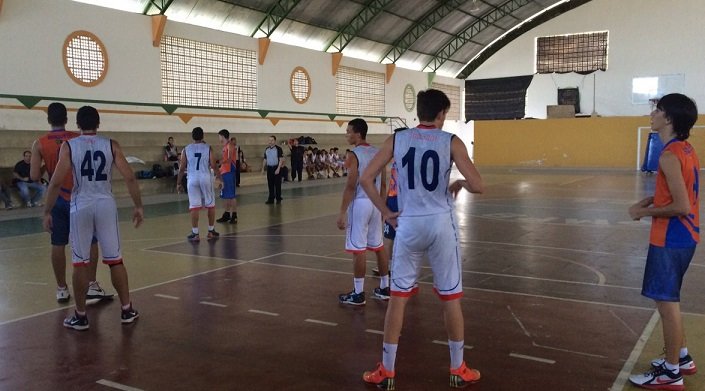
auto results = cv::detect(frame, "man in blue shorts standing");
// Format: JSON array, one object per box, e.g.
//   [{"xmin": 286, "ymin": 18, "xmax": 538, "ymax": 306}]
[{"xmin": 628, "ymin": 93, "xmax": 700, "ymax": 391}]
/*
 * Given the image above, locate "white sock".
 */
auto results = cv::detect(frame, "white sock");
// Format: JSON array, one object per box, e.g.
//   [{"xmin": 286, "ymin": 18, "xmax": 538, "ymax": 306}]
[
  {"xmin": 680, "ymin": 347, "xmax": 689, "ymax": 358},
  {"xmin": 664, "ymin": 360, "xmax": 679, "ymax": 373},
  {"xmin": 208, "ymin": 225, "xmax": 214, "ymax": 231},
  {"xmin": 380, "ymin": 275, "xmax": 389, "ymax": 289},
  {"xmin": 354, "ymin": 278, "xmax": 365, "ymax": 294},
  {"xmin": 449, "ymin": 340, "xmax": 464, "ymax": 369},
  {"xmin": 192, "ymin": 227, "xmax": 199, "ymax": 234},
  {"xmin": 382, "ymin": 343, "xmax": 397, "ymax": 371}
]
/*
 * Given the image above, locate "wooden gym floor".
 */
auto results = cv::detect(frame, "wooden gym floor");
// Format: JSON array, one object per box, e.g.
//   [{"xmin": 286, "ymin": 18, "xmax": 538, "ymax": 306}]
[{"xmin": 1, "ymin": 168, "xmax": 704, "ymax": 390}]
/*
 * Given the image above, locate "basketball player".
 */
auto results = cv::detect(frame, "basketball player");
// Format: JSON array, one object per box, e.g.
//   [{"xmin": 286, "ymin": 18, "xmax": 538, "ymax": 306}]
[
  {"xmin": 628, "ymin": 93, "xmax": 700, "ymax": 390},
  {"xmin": 42, "ymin": 106, "xmax": 142, "ymax": 330},
  {"xmin": 359, "ymin": 89, "xmax": 484, "ymax": 389},
  {"xmin": 177, "ymin": 127, "xmax": 220, "ymax": 241},
  {"xmin": 336, "ymin": 118, "xmax": 390, "ymax": 306},
  {"xmin": 31, "ymin": 102, "xmax": 110, "ymax": 303},
  {"xmin": 216, "ymin": 129, "xmax": 238, "ymax": 223}
]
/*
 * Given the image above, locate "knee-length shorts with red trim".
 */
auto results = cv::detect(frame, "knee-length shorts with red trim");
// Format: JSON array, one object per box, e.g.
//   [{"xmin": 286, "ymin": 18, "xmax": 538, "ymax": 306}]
[
  {"xmin": 391, "ymin": 212, "xmax": 463, "ymax": 300},
  {"xmin": 70, "ymin": 197, "xmax": 122, "ymax": 265},
  {"xmin": 345, "ymin": 198, "xmax": 383, "ymax": 253}
]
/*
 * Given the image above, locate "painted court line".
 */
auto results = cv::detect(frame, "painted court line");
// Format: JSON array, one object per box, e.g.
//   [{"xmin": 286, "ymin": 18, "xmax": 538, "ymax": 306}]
[
  {"xmin": 365, "ymin": 329, "xmax": 384, "ymax": 335},
  {"xmin": 23, "ymin": 281, "xmax": 48, "ymax": 286},
  {"xmin": 611, "ymin": 311, "xmax": 660, "ymax": 391},
  {"xmin": 154, "ymin": 294, "xmax": 180, "ymax": 300},
  {"xmin": 432, "ymin": 340, "xmax": 473, "ymax": 350},
  {"xmin": 248, "ymin": 309, "xmax": 279, "ymax": 316},
  {"xmin": 200, "ymin": 301, "xmax": 227, "ymax": 308},
  {"xmin": 305, "ymin": 319, "xmax": 338, "ymax": 327},
  {"xmin": 532, "ymin": 342, "xmax": 607, "ymax": 359},
  {"xmin": 96, "ymin": 379, "xmax": 144, "ymax": 391},
  {"xmin": 509, "ymin": 353, "xmax": 556, "ymax": 365}
]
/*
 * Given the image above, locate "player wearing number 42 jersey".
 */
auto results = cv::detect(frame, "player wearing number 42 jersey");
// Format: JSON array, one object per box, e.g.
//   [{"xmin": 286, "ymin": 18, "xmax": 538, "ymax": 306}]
[
  {"xmin": 43, "ymin": 106, "xmax": 143, "ymax": 331},
  {"xmin": 359, "ymin": 89, "xmax": 484, "ymax": 389},
  {"xmin": 177, "ymin": 127, "xmax": 221, "ymax": 241}
]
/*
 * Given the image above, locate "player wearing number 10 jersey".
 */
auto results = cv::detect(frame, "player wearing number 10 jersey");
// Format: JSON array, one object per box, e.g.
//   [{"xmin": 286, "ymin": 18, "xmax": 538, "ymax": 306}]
[
  {"xmin": 359, "ymin": 89, "xmax": 484, "ymax": 389},
  {"xmin": 43, "ymin": 106, "xmax": 143, "ymax": 330}
]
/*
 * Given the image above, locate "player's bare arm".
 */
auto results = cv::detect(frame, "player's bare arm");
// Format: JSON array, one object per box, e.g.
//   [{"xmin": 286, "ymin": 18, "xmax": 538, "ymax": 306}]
[
  {"xmin": 42, "ymin": 143, "xmax": 72, "ymax": 232},
  {"xmin": 176, "ymin": 147, "xmax": 188, "ymax": 193},
  {"xmin": 337, "ymin": 152, "xmax": 359, "ymax": 230},
  {"xmin": 449, "ymin": 136, "xmax": 484, "ymax": 196},
  {"xmin": 112, "ymin": 139, "xmax": 144, "ymax": 228},
  {"xmin": 360, "ymin": 136, "xmax": 397, "ymax": 226},
  {"xmin": 30, "ymin": 140, "xmax": 44, "ymax": 182},
  {"xmin": 629, "ymin": 151, "xmax": 690, "ymax": 220}
]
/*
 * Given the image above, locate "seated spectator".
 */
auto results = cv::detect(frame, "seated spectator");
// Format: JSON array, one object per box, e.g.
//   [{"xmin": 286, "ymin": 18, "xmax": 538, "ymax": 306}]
[
  {"xmin": 328, "ymin": 148, "xmax": 341, "ymax": 178},
  {"xmin": 0, "ymin": 182, "xmax": 14, "ymax": 210},
  {"xmin": 239, "ymin": 149, "xmax": 249, "ymax": 172},
  {"xmin": 164, "ymin": 136, "xmax": 179, "ymax": 162},
  {"xmin": 13, "ymin": 150, "xmax": 45, "ymax": 207}
]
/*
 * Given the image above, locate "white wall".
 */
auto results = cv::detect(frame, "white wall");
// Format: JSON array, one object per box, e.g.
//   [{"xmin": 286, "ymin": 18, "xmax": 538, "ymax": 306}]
[
  {"xmin": 470, "ymin": 0, "xmax": 705, "ymax": 118},
  {"xmin": 0, "ymin": 0, "xmax": 463, "ymax": 137}
]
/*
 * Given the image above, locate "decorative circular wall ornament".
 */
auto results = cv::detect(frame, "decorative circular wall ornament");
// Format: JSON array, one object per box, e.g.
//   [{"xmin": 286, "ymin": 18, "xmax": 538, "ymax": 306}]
[
  {"xmin": 403, "ymin": 84, "xmax": 415, "ymax": 112},
  {"xmin": 290, "ymin": 66, "xmax": 311, "ymax": 104},
  {"xmin": 63, "ymin": 30, "xmax": 108, "ymax": 87}
]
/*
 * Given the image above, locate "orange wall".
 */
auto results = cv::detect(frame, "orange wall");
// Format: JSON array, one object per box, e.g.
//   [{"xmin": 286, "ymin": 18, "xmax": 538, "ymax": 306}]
[{"xmin": 474, "ymin": 116, "xmax": 705, "ymax": 169}]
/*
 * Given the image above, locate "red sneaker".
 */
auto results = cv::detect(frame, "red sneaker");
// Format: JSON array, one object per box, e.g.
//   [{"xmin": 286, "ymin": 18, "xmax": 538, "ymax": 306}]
[
  {"xmin": 450, "ymin": 361, "xmax": 481, "ymax": 388},
  {"xmin": 363, "ymin": 362, "xmax": 395, "ymax": 390}
]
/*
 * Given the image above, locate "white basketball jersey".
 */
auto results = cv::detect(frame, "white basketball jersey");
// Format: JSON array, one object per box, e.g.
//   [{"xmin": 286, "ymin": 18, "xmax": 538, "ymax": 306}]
[
  {"xmin": 68, "ymin": 134, "xmax": 114, "ymax": 203},
  {"xmin": 393, "ymin": 127, "xmax": 454, "ymax": 216},
  {"xmin": 185, "ymin": 142, "xmax": 211, "ymax": 177},
  {"xmin": 352, "ymin": 143, "xmax": 380, "ymax": 199}
]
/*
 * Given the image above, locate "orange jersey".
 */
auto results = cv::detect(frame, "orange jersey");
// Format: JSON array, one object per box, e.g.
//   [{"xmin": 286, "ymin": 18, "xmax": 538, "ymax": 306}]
[
  {"xmin": 387, "ymin": 163, "xmax": 398, "ymax": 197},
  {"xmin": 219, "ymin": 143, "xmax": 236, "ymax": 174},
  {"xmin": 39, "ymin": 129, "xmax": 79, "ymax": 201},
  {"xmin": 650, "ymin": 139, "xmax": 700, "ymax": 247}
]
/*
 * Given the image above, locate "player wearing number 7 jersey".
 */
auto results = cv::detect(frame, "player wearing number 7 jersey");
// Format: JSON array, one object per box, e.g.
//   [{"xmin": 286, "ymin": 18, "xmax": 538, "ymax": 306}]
[
  {"xmin": 177, "ymin": 127, "xmax": 220, "ymax": 241},
  {"xmin": 359, "ymin": 89, "xmax": 484, "ymax": 389},
  {"xmin": 43, "ymin": 106, "xmax": 143, "ymax": 331}
]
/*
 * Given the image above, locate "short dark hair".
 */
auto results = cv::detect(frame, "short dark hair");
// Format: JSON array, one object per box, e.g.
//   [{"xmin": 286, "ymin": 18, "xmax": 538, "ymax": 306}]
[
  {"xmin": 417, "ymin": 89, "xmax": 450, "ymax": 122},
  {"xmin": 76, "ymin": 106, "xmax": 100, "ymax": 131},
  {"xmin": 192, "ymin": 127, "xmax": 204, "ymax": 141},
  {"xmin": 348, "ymin": 118, "xmax": 368, "ymax": 139},
  {"xmin": 270, "ymin": 135, "xmax": 277, "ymax": 141},
  {"xmin": 657, "ymin": 93, "xmax": 698, "ymax": 140},
  {"xmin": 47, "ymin": 102, "xmax": 67, "ymax": 127},
  {"xmin": 218, "ymin": 129, "xmax": 230, "ymax": 138}
]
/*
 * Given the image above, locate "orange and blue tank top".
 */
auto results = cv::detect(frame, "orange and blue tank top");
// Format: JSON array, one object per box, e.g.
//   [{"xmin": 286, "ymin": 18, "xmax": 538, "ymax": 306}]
[
  {"xmin": 387, "ymin": 163, "xmax": 398, "ymax": 197},
  {"xmin": 39, "ymin": 129, "xmax": 79, "ymax": 201},
  {"xmin": 220, "ymin": 143, "xmax": 236, "ymax": 174},
  {"xmin": 650, "ymin": 138, "xmax": 700, "ymax": 248}
]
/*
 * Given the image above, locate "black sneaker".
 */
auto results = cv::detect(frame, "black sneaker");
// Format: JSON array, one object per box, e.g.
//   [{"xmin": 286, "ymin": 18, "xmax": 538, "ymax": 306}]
[
  {"xmin": 373, "ymin": 287, "xmax": 390, "ymax": 300},
  {"xmin": 229, "ymin": 213, "xmax": 238, "ymax": 224},
  {"xmin": 63, "ymin": 312, "xmax": 89, "ymax": 331},
  {"xmin": 187, "ymin": 232, "xmax": 200, "ymax": 242},
  {"xmin": 216, "ymin": 212, "xmax": 230, "ymax": 223},
  {"xmin": 121, "ymin": 306, "xmax": 139, "ymax": 324},
  {"xmin": 207, "ymin": 229, "xmax": 220, "ymax": 240},
  {"xmin": 275, "ymin": 198, "xmax": 282, "ymax": 204},
  {"xmin": 339, "ymin": 290, "xmax": 365, "ymax": 306},
  {"xmin": 265, "ymin": 200, "xmax": 274, "ymax": 204}
]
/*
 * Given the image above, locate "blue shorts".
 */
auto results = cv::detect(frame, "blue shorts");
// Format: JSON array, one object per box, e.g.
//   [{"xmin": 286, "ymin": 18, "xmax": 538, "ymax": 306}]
[
  {"xmin": 642, "ymin": 244, "xmax": 695, "ymax": 302},
  {"xmin": 50, "ymin": 197, "xmax": 71, "ymax": 246},
  {"xmin": 220, "ymin": 171, "xmax": 237, "ymax": 199},
  {"xmin": 383, "ymin": 196, "xmax": 398, "ymax": 240}
]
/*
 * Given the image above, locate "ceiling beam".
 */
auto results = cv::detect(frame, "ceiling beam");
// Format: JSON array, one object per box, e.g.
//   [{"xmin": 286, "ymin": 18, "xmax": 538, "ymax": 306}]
[
  {"xmin": 142, "ymin": 0, "xmax": 175, "ymax": 15},
  {"xmin": 380, "ymin": 0, "xmax": 466, "ymax": 64},
  {"xmin": 250, "ymin": 0, "xmax": 301, "ymax": 38},
  {"xmin": 423, "ymin": 0, "xmax": 532, "ymax": 73},
  {"xmin": 324, "ymin": 0, "xmax": 393, "ymax": 53},
  {"xmin": 456, "ymin": 0, "xmax": 594, "ymax": 79}
]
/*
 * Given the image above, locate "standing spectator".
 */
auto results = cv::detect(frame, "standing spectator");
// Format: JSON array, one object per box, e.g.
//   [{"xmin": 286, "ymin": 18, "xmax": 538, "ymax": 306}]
[
  {"xmin": 628, "ymin": 94, "xmax": 700, "ymax": 389},
  {"xmin": 164, "ymin": 136, "xmax": 179, "ymax": 162},
  {"xmin": 262, "ymin": 135, "xmax": 284, "ymax": 204},
  {"xmin": 231, "ymin": 136, "xmax": 241, "ymax": 187},
  {"xmin": 336, "ymin": 118, "xmax": 390, "ymax": 306},
  {"xmin": 42, "ymin": 106, "xmax": 143, "ymax": 330},
  {"xmin": 359, "ymin": 89, "xmax": 484, "ymax": 389},
  {"xmin": 31, "ymin": 102, "xmax": 108, "ymax": 303},
  {"xmin": 13, "ymin": 150, "xmax": 45, "ymax": 207},
  {"xmin": 177, "ymin": 127, "xmax": 220, "ymax": 242},
  {"xmin": 216, "ymin": 129, "xmax": 238, "ymax": 224},
  {"xmin": 289, "ymin": 138, "xmax": 305, "ymax": 182},
  {"xmin": 0, "ymin": 182, "xmax": 14, "ymax": 210}
]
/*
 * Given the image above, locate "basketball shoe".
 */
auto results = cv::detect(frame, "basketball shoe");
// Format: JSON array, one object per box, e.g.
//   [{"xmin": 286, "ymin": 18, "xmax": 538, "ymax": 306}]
[
  {"xmin": 362, "ymin": 362, "xmax": 395, "ymax": 390},
  {"xmin": 629, "ymin": 363, "xmax": 683, "ymax": 390},
  {"xmin": 651, "ymin": 354, "xmax": 697, "ymax": 376},
  {"xmin": 338, "ymin": 290, "xmax": 365, "ymax": 305},
  {"xmin": 450, "ymin": 362, "xmax": 481, "ymax": 388}
]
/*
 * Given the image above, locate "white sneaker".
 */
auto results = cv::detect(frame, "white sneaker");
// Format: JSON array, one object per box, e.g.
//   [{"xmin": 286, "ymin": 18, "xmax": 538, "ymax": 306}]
[
  {"xmin": 56, "ymin": 287, "xmax": 70, "ymax": 303},
  {"xmin": 629, "ymin": 364, "xmax": 684, "ymax": 390},
  {"xmin": 86, "ymin": 281, "xmax": 113, "ymax": 300}
]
